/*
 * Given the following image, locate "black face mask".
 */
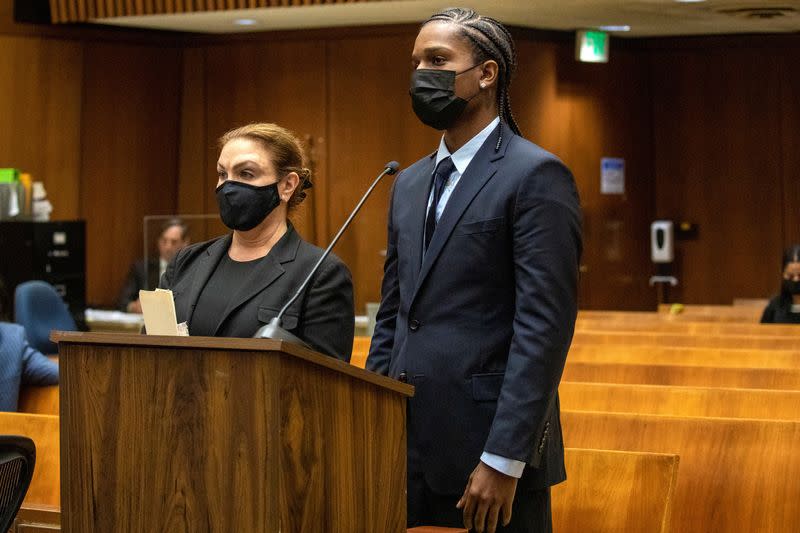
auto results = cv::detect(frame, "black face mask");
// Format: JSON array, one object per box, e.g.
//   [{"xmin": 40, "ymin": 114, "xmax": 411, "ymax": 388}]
[
  {"xmin": 216, "ymin": 180, "xmax": 281, "ymax": 231},
  {"xmin": 783, "ymin": 279, "xmax": 800, "ymax": 295},
  {"xmin": 409, "ymin": 64, "xmax": 481, "ymax": 130}
]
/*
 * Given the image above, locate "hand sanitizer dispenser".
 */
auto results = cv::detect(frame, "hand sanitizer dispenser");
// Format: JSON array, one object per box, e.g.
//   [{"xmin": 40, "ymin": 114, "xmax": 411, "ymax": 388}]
[{"xmin": 651, "ymin": 220, "xmax": 674, "ymax": 263}]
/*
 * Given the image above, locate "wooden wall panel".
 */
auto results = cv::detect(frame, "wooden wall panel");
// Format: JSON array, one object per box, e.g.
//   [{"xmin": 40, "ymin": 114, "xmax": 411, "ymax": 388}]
[
  {"xmin": 0, "ymin": 35, "xmax": 83, "ymax": 220},
  {"xmin": 202, "ymin": 39, "xmax": 328, "ymax": 245},
  {"xmin": 177, "ymin": 47, "xmax": 207, "ymax": 216},
  {"xmin": 326, "ymin": 33, "xmax": 440, "ymax": 312},
  {"xmin": 651, "ymin": 46, "xmax": 785, "ymax": 304},
  {"xmin": 80, "ymin": 42, "xmax": 182, "ymax": 306},
  {"xmin": 513, "ymin": 37, "xmax": 655, "ymax": 310},
  {"xmin": 781, "ymin": 47, "xmax": 800, "ymax": 249},
  {"xmin": 189, "ymin": 29, "xmax": 654, "ymax": 312}
]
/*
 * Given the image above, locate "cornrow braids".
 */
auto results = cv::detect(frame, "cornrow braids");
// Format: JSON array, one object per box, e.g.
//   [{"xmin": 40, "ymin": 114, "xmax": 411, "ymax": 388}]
[{"xmin": 424, "ymin": 7, "xmax": 522, "ymax": 139}]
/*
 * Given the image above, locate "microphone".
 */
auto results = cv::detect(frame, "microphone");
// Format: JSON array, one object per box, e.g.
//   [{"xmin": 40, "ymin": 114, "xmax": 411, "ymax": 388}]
[{"xmin": 254, "ymin": 161, "xmax": 400, "ymax": 346}]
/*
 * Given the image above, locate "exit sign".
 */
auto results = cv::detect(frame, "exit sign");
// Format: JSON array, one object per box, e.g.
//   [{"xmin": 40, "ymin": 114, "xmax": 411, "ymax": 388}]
[{"xmin": 576, "ymin": 30, "xmax": 609, "ymax": 63}]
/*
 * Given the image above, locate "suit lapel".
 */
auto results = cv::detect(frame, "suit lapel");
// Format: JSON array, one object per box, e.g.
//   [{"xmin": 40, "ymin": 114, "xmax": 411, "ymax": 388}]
[
  {"xmin": 184, "ymin": 234, "xmax": 231, "ymax": 326},
  {"xmin": 408, "ymin": 155, "xmax": 437, "ymax": 283},
  {"xmin": 412, "ymin": 125, "xmax": 508, "ymax": 302},
  {"xmin": 212, "ymin": 225, "xmax": 300, "ymax": 335}
]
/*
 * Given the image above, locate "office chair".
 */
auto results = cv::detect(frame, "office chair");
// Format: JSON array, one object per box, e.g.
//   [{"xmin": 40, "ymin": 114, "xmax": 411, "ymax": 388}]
[
  {"xmin": 14, "ymin": 281, "xmax": 77, "ymax": 354},
  {"xmin": 0, "ymin": 436, "xmax": 36, "ymax": 533}
]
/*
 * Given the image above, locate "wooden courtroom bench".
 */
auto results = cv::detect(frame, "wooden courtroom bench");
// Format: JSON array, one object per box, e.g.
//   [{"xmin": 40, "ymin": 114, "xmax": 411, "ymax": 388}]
[
  {"xmin": 552, "ymin": 448, "xmax": 678, "ymax": 533},
  {"xmin": 0, "ymin": 412, "xmax": 59, "ymax": 507},
  {"xmin": 562, "ymin": 410, "xmax": 800, "ymax": 532},
  {"xmin": 17, "ymin": 385, "xmax": 59, "ymax": 416},
  {"xmin": 657, "ymin": 304, "xmax": 765, "ymax": 322},
  {"xmin": 580, "ymin": 306, "xmax": 763, "ymax": 323},
  {"xmin": 409, "ymin": 448, "xmax": 679, "ymax": 533},
  {"xmin": 351, "ymin": 336, "xmax": 371, "ymax": 368},
  {"xmin": 575, "ymin": 317, "xmax": 800, "ymax": 337},
  {"xmin": 559, "ymin": 381, "xmax": 800, "ymax": 420},
  {"xmin": 567, "ymin": 344, "xmax": 800, "ymax": 369},
  {"xmin": 13, "ymin": 505, "xmax": 61, "ymax": 532},
  {"xmin": 563, "ymin": 361, "xmax": 800, "ymax": 390},
  {"xmin": 572, "ymin": 330, "xmax": 800, "ymax": 350}
]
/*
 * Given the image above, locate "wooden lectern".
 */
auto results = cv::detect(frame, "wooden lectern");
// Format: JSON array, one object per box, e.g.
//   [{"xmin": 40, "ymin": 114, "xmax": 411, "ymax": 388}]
[{"xmin": 51, "ymin": 332, "xmax": 413, "ymax": 533}]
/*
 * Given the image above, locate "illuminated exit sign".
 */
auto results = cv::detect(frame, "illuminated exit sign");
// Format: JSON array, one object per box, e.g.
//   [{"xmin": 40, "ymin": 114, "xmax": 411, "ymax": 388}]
[{"xmin": 576, "ymin": 30, "xmax": 609, "ymax": 63}]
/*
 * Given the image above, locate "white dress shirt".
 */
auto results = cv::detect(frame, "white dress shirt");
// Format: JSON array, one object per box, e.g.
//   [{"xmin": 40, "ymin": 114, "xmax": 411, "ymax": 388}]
[{"xmin": 427, "ymin": 116, "xmax": 526, "ymax": 479}]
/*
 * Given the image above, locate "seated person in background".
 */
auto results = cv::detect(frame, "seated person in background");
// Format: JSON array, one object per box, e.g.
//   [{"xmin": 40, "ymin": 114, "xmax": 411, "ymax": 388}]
[
  {"xmin": 0, "ymin": 276, "xmax": 59, "ymax": 412},
  {"xmin": 762, "ymin": 244, "xmax": 800, "ymax": 324},
  {"xmin": 160, "ymin": 123, "xmax": 354, "ymax": 361},
  {"xmin": 117, "ymin": 218, "xmax": 190, "ymax": 313}
]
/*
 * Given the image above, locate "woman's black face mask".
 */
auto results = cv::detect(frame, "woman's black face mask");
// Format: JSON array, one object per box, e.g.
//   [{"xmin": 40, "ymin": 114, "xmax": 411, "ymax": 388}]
[
  {"xmin": 409, "ymin": 64, "xmax": 481, "ymax": 130},
  {"xmin": 783, "ymin": 279, "xmax": 800, "ymax": 295},
  {"xmin": 216, "ymin": 180, "xmax": 281, "ymax": 231}
]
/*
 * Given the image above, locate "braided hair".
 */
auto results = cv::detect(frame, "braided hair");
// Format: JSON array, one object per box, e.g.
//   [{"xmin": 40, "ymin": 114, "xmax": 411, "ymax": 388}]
[{"xmin": 423, "ymin": 7, "xmax": 521, "ymax": 138}]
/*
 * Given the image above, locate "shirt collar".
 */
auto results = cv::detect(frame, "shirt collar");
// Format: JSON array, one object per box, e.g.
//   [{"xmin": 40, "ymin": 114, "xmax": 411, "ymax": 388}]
[{"xmin": 435, "ymin": 116, "xmax": 501, "ymax": 174}]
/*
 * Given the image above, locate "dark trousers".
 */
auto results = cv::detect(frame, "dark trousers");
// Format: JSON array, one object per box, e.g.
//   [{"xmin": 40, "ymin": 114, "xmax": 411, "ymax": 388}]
[{"xmin": 408, "ymin": 472, "xmax": 552, "ymax": 533}]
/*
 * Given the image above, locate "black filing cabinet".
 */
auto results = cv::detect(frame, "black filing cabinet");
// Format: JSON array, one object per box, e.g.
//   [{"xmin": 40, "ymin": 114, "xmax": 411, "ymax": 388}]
[{"xmin": 0, "ymin": 220, "xmax": 86, "ymax": 316}]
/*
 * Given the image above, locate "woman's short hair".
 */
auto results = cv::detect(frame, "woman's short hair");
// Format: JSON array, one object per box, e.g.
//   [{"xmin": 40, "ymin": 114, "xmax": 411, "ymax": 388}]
[{"xmin": 218, "ymin": 123, "xmax": 313, "ymax": 211}]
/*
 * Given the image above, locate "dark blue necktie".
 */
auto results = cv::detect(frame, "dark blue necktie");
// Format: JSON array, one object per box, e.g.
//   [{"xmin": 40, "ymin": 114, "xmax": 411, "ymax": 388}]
[{"xmin": 424, "ymin": 156, "xmax": 455, "ymax": 252}]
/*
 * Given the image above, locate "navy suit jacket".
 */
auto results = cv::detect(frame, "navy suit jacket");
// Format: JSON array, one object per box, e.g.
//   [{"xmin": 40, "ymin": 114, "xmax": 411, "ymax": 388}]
[
  {"xmin": 367, "ymin": 124, "xmax": 582, "ymax": 494},
  {"xmin": 0, "ymin": 323, "xmax": 59, "ymax": 412}
]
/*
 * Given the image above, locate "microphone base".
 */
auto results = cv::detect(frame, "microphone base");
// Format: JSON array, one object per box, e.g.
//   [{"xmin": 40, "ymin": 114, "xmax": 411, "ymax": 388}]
[{"xmin": 253, "ymin": 317, "xmax": 310, "ymax": 349}]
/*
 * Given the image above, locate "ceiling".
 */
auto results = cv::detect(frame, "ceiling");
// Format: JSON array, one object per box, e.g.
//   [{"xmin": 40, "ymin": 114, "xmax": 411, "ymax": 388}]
[{"xmin": 92, "ymin": 0, "xmax": 800, "ymax": 37}]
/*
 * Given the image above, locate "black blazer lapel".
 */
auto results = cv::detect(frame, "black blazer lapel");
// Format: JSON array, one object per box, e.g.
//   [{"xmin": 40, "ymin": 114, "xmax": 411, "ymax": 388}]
[
  {"xmin": 212, "ymin": 225, "xmax": 301, "ymax": 335},
  {"xmin": 413, "ymin": 125, "xmax": 508, "ymax": 302},
  {"xmin": 184, "ymin": 234, "xmax": 231, "ymax": 326}
]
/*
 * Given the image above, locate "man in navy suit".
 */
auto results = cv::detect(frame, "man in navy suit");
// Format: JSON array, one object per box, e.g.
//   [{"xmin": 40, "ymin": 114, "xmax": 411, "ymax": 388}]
[
  {"xmin": 367, "ymin": 8, "xmax": 582, "ymax": 533},
  {"xmin": 0, "ymin": 277, "xmax": 58, "ymax": 412}
]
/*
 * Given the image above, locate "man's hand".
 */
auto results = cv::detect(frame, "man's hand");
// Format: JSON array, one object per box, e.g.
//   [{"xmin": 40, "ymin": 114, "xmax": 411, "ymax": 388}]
[
  {"xmin": 456, "ymin": 461, "xmax": 518, "ymax": 533},
  {"xmin": 127, "ymin": 299, "xmax": 142, "ymax": 314}
]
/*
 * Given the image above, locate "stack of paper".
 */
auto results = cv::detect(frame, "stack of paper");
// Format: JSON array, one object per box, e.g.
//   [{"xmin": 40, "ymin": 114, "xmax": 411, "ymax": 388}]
[{"xmin": 139, "ymin": 289, "xmax": 188, "ymax": 336}]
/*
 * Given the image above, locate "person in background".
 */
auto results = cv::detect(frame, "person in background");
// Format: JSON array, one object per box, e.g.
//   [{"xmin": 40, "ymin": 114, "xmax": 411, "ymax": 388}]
[
  {"xmin": 368, "ymin": 8, "xmax": 581, "ymax": 533},
  {"xmin": 160, "ymin": 123, "xmax": 354, "ymax": 360},
  {"xmin": 761, "ymin": 245, "xmax": 800, "ymax": 324},
  {"xmin": 117, "ymin": 218, "xmax": 190, "ymax": 313},
  {"xmin": 0, "ymin": 276, "xmax": 59, "ymax": 412}
]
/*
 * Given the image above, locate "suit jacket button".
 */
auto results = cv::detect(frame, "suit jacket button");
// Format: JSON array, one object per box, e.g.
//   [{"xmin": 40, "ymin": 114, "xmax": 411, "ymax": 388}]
[
  {"xmin": 538, "ymin": 444, "xmax": 545, "ymax": 453},
  {"xmin": 409, "ymin": 319, "xmax": 420, "ymax": 331}
]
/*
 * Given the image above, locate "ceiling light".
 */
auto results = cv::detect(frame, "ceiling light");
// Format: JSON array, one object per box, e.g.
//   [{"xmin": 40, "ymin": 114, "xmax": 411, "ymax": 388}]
[
  {"xmin": 598, "ymin": 25, "xmax": 631, "ymax": 32},
  {"xmin": 675, "ymin": 0, "xmax": 707, "ymax": 3},
  {"xmin": 233, "ymin": 18, "xmax": 258, "ymax": 26}
]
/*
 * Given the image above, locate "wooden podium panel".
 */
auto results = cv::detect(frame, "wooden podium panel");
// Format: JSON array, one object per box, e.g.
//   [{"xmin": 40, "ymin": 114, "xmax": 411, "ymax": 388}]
[{"xmin": 52, "ymin": 332, "xmax": 412, "ymax": 533}]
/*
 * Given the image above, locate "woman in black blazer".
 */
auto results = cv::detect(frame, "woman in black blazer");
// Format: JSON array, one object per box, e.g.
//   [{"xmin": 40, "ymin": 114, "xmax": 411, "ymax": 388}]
[{"xmin": 160, "ymin": 123, "xmax": 354, "ymax": 361}]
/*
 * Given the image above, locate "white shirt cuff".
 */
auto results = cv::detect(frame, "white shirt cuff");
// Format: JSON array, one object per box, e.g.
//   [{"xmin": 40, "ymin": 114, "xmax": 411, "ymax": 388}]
[{"xmin": 480, "ymin": 452, "xmax": 526, "ymax": 478}]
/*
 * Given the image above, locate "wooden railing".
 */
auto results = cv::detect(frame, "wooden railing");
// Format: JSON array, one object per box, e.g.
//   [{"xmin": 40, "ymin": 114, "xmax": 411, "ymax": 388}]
[{"xmin": 49, "ymin": 0, "xmax": 384, "ymax": 24}]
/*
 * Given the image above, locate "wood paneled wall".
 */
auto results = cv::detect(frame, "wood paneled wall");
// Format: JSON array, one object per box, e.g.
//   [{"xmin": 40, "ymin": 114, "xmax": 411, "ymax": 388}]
[
  {"xmin": 79, "ymin": 42, "xmax": 182, "ymax": 305},
  {"xmin": 650, "ymin": 37, "xmax": 800, "ymax": 304},
  {"xmin": 3, "ymin": 1, "xmax": 799, "ymax": 310},
  {"xmin": 513, "ymin": 35, "xmax": 654, "ymax": 310},
  {"xmin": 178, "ymin": 28, "xmax": 654, "ymax": 311},
  {"xmin": 0, "ymin": 0, "xmax": 183, "ymax": 306},
  {"xmin": 0, "ymin": 34, "xmax": 83, "ymax": 220}
]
